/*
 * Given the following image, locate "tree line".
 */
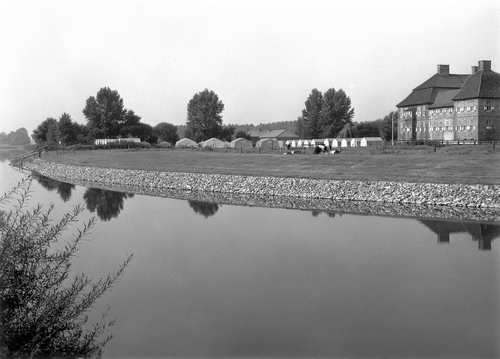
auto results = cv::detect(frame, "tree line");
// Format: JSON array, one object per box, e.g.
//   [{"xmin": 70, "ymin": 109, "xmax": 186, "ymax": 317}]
[{"xmin": 26, "ymin": 86, "xmax": 397, "ymax": 148}]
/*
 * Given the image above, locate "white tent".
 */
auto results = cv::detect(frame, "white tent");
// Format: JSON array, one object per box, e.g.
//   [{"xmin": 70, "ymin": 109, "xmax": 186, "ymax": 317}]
[
  {"xmin": 175, "ymin": 138, "xmax": 197, "ymax": 148},
  {"xmin": 231, "ymin": 138, "xmax": 253, "ymax": 149},
  {"xmin": 332, "ymin": 139, "xmax": 340, "ymax": 148},
  {"xmin": 303, "ymin": 140, "xmax": 309, "ymax": 147},
  {"xmin": 341, "ymin": 139, "xmax": 349, "ymax": 147},
  {"xmin": 297, "ymin": 140, "xmax": 303, "ymax": 147},
  {"xmin": 202, "ymin": 138, "xmax": 227, "ymax": 148},
  {"xmin": 291, "ymin": 140, "xmax": 297, "ymax": 148},
  {"xmin": 324, "ymin": 139, "xmax": 330, "ymax": 147},
  {"xmin": 350, "ymin": 138, "xmax": 362, "ymax": 147}
]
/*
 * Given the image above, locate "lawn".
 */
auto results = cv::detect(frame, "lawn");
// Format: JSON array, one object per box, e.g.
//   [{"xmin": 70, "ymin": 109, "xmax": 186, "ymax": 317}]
[{"xmin": 37, "ymin": 143, "xmax": 500, "ymax": 185}]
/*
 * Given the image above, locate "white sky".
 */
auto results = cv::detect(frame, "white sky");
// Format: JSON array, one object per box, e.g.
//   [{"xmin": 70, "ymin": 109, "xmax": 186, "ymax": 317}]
[{"xmin": 1, "ymin": 0, "xmax": 499, "ymax": 135}]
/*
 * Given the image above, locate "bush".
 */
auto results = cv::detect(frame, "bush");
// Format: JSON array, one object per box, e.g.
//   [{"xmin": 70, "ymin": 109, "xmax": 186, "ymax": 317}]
[
  {"xmin": 156, "ymin": 141, "xmax": 172, "ymax": 149},
  {"xmin": 0, "ymin": 177, "xmax": 132, "ymax": 358}
]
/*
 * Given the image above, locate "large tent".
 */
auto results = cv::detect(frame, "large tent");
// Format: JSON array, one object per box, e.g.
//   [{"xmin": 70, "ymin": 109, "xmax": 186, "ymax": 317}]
[
  {"xmin": 175, "ymin": 138, "xmax": 197, "ymax": 148},
  {"xmin": 231, "ymin": 138, "xmax": 253, "ymax": 149},
  {"xmin": 201, "ymin": 138, "xmax": 227, "ymax": 148},
  {"xmin": 256, "ymin": 138, "xmax": 281, "ymax": 149}
]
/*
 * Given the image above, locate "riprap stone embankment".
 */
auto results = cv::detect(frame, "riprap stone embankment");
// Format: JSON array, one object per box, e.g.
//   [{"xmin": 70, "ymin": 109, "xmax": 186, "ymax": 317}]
[{"xmin": 23, "ymin": 159, "xmax": 500, "ymax": 212}]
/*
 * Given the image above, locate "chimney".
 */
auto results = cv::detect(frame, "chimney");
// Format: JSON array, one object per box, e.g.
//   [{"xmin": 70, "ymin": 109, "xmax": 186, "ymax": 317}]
[
  {"xmin": 478, "ymin": 60, "xmax": 491, "ymax": 71},
  {"xmin": 437, "ymin": 64, "xmax": 450, "ymax": 75},
  {"xmin": 471, "ymin": 66, "xmax": 479, "ymax": 74}
]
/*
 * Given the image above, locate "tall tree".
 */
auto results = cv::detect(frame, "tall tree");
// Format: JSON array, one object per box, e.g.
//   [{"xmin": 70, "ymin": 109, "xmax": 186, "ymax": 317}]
[
  {"xmin": 354, "ymin": 120, "xmax": 381, "ymax": 138},
  {"xmin": 153, "ymin": 122, "xmax": 179, "ymax": 144},
  {"xmin": 319, "ymin": 88, "xmax": 355, "ymax": 138},
  {"xmin": 32, "ymin": 118, "xmax": 58, "ymax": 144},
  {"xmin": 378, "ymin": 111, "xmax": 398, "ymax": 142},
  {"xmin": 219, "ymin": 126, "xmax": 235, "ymax": 142},
  {"xmin": 119, "ymin": 110, "xmax": 142, "ymax": 138},
  {"xmin": 82, "ymin": 87, "xmax": 126, "ymax": 138},
  {"xmin": 186, "ymin": 89, "xmax": 224, "ymax": 142},
  {"xmin": 57, "ymin": 113, "xmax": 77, "ymax": 146},
  {"xmin": 299, "ymin": 89, "xmax": 323, "ymax": 138}
]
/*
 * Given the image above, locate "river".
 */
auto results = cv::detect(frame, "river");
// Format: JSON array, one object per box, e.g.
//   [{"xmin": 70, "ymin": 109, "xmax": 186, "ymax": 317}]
[{"xmin": 1, "ymin": 158, "xmax": 499, "ymax": 358}]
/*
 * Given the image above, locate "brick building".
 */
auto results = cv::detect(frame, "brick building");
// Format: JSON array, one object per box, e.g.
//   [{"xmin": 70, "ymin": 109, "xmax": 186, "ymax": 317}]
[{"xmin": 396, "ymin": 60, "xmax": 500, "ymax": 142}]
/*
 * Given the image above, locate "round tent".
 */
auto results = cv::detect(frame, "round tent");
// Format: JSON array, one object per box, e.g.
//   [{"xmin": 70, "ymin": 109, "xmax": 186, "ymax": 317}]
[
  {"xmin": 231, "ymin": 138, "xmax": 253, "ymax": 149},
  {"xmin": 175, "ymin": 138, "xmax": 197, "ymax": 148}
]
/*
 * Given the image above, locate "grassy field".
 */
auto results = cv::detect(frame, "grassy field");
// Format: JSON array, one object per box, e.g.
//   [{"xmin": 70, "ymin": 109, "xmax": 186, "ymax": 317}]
[{"xmin": 35, "ymin": 143, "xmax": 500, "ymax": 185}]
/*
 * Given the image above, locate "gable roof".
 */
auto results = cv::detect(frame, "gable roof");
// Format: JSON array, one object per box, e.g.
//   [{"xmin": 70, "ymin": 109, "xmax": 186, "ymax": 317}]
[
  {"xmin": 453, "ymin": 69, "xmax": 500, "ymax": 100},
  {"xmin": 251, "ymin": 129, "xmax": 299, "ymax": 139},
  {"xmin": 428, "ymin": 89, "xmax": 461, "ymax": 109}
]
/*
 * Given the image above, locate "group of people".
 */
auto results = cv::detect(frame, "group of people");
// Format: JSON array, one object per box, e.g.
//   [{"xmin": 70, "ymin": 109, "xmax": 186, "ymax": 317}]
[{"xmin": 284, "ymin": 142, "xmax": 341, "ymax": 155}]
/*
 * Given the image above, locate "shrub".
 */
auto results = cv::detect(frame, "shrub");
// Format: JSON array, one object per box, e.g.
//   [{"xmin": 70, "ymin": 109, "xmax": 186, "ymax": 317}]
[
  {"xmin": 0, "ymin": 177, "xmax": 132, "ymax": 358},
  {"xmin": 156, "ymin": 141, "xmax": 172, "ymax": 149}
]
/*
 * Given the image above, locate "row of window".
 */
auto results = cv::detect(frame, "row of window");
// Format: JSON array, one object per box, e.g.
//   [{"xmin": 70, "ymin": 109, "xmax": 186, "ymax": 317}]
[
  {"xmin": 402, "ymin": 125, "xmax": 477, "ymax": 133},
  {"xmin": 401, "ymin": 103, "xmax": 496, "ymax": 117}
]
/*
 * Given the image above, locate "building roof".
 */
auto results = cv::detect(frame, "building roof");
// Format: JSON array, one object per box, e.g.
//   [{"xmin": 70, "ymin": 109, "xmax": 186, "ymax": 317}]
[
  {"xmin": 397, "ymin": 73, "xmax": 469, "ymax": 108},
  {"xmin": 250, "ymin": 129, "xmax": 299, "ymax": 139},
  {"xmin": 452, "ymin": 69, "xmax": 500, "ymax": 100},
  {"xmin": 428, "ymin": 89, "xmax": 460, "ymax": 109}
]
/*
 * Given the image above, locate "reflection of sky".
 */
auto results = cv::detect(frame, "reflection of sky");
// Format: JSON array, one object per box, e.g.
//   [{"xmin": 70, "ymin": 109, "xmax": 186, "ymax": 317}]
[{"xmin": 1, "ymin": 162, "xmax": 499, "ymax": 358}]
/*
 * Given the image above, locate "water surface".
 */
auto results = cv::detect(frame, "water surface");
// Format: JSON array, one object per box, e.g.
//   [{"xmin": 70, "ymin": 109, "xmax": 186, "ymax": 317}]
[{"xmin": 1, "ymin": 160, "xmax": 499, "ymax": 358}]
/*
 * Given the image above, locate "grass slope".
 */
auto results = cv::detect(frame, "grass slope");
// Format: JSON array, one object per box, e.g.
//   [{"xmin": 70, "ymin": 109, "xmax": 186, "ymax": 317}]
[{"xmin": 39, "ymin": 144, "xmax": 500, "ymax": 185}]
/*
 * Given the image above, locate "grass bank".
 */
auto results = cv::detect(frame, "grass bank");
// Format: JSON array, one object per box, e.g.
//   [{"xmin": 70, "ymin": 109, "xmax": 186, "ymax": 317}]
[{"xmin": 36, "ymin": 143, "xmax": 500, "ymax": 185}]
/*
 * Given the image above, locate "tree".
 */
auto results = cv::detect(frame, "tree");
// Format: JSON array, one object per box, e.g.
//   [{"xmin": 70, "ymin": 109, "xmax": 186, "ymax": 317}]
[
  {"xmin": 297, "ymin": 88, "xmax": 355, "ymax": 138},
  {"xmin": 235, "ymin": 130, "xmax": 251, "ymax": 141},
  {"xmin": 83, "ymin": 87, "xmax": 126, "ymax": 138},
  {"xmin": 0, "ymin": 177, "xmax": 132, "ymax": 358},
  {"xmin": 354, "ymin": 120, "xmax": 381, "ymax": 138},
  {"xmin": 337, "ymin": 123, "xmax": 357, "ymax": 138},
  {"xmin": 57, "ymin": 113, "xmax": 78, "ymax": 146},
  {"xmin": 219, "ymin": 126, "xmax": 235, "ymax": 142},
  {"xmin": 153, "ymin": 122, "xmax": 179, "ymax": 144},
  {"xmin": 119, "ymin": 110, "xmax": 142, "ymax": 138},
  {"xmin": 0, "ymin": 128, "xmax": 31, "ymax": 146},
  {"xmin": 319, "ymin": 88, "xmax": 355, "ymax": 138},
  {"xmin": 186, "ymin": 89, "xmax": 225, "ymax": 142},
  {"xmin": 299, "ymin": 89, "xmax": 323, "ymax": 138},
  {"xmin": 32, "ymin": 118, "xmax": 58, "ymax": 144},
  {"xmin": 378, "ymin": 111, "xmax": 398, "ymax": 141}
]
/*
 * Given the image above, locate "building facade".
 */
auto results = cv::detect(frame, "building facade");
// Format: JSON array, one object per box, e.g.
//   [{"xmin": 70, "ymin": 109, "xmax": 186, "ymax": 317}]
[{"xmin": 397, "ymin": 60, "xmax": 500, "ymax": 142}]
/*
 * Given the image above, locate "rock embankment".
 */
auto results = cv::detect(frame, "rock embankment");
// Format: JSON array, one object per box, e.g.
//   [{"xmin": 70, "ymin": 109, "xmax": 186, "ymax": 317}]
[{"xmin": 24, "ymin": 159, "xmax": 500, "ymax": 210}]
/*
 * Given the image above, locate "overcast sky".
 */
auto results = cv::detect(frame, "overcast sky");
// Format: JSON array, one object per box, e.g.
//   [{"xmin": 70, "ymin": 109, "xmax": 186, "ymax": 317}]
[{"xmin": 1, "ymin": 0, "xmax": 499, "ymax": 135}]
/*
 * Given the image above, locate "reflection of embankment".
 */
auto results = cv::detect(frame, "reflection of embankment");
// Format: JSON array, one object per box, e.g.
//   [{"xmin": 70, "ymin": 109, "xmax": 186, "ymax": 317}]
[
  {"xmin": 24, "ymin": 159, "xmax": 500, "ymax": 222},
  {"xmin": 34, "ymin": 177, "xmax": 500, "ymax": 223}
]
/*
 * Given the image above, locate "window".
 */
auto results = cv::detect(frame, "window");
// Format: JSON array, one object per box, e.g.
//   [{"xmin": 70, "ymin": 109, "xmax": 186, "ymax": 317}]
[
  {"xmin": 485, "ymin": 100, "xmax": 495, "ymax": 111},
  {"xmin": 456, "ymin": 107, "xmax": 461, "ymax": 113},
  {"xmin": 466, "ymin": 125, "xmax": 471, "ymax": 131}
]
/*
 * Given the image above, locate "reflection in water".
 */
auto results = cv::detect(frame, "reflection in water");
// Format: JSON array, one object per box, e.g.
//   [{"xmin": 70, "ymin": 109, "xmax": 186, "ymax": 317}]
[
  {"xmin": 311, "ymin": 210, "xmax": 336, "ymax": 218},
  {"xmin": 83, "ymin": 188, "xmax": 134, "ymax": 221},
  {"xmin": 188, "ymin": 200, "xmax": 220, "ymax": 218},
  {"xmin": 35, "ymin": 175, "xmax": 76, "ymax": 202},
  {"xmin": 420, "ymin": 219, "xmax": 500, "ymax": 250}
]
